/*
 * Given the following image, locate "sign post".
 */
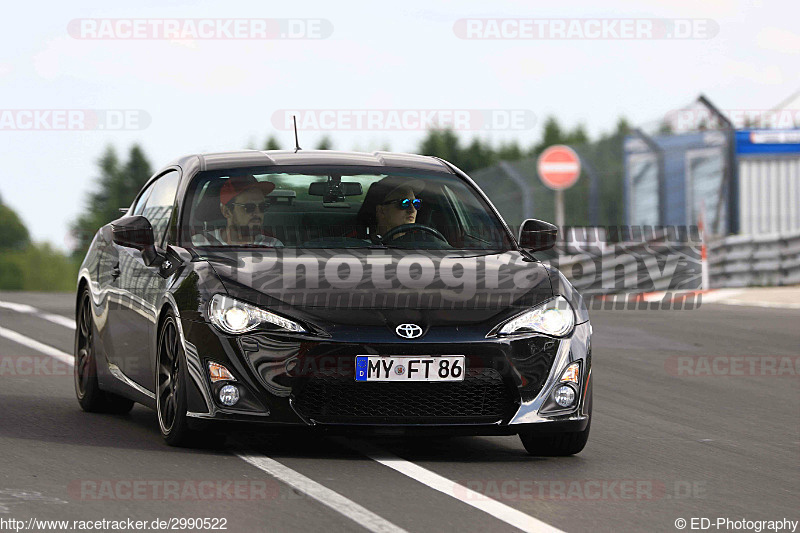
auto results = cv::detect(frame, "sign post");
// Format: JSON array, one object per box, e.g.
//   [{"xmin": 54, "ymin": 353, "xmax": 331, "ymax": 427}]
[{"xmin": 537, "ymin": 145, "xmax": 581, "ymax": 235}]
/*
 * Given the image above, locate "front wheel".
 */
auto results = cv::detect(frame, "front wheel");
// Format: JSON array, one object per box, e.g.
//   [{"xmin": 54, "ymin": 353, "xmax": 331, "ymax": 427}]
[
  {"xmin": 156, "ymin": 314, "xmax": 193, "ymax": 446},
  {"xmin": 156, "ymin": 313, "xmax": 224, "ymax": 448}
]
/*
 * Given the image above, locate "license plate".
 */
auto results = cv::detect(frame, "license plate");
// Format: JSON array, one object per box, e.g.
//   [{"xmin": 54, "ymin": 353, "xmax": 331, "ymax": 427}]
[{"xmin": 355, "ymin": 356, "xmax": 465, "ymax": 382}]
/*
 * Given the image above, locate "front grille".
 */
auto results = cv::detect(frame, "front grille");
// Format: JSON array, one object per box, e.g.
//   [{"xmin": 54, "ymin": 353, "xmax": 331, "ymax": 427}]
[{"xmin": 293, "ymin": 368, "xmax": 518, "ymax": 424}]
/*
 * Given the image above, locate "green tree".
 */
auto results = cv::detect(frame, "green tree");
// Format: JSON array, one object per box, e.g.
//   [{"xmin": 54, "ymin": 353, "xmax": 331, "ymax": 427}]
[
  {"xmin": 0, "ymin": 193, "xmax": 79, "ymax": 291},
  {"xmin": 418, "ymin": 130, "xmax": 525, "ymax": 172},
  {"xmin": 531, "ymin": 117, "xmax": 589, "ymax": 155},
  {"xmin": 264, "ymin": 136, "xmax": 281, "ymax": 150},
  {"xmin": 418, "ymin": 129, "xmax": 463, "ymax": 167},
  {"xmin": 531, "ymin": 117, "xmax": 564, "ymax": 155},
  {"xmin": 0, "ymin": 193, "xmax": 30, "ymax": 289},
  {"xmin": 496, "ymin": 141, "xmax": 523, "ymax": 162},
  {"xmin": 70, "ymin": 144, "xmax": 152, "ymax": 258},
  {"xmin": 315, "ymin": 136, "xmax": 333, "ymax": 150},
  {"xmin": 2, "ymin": 243, "xmax": 79, "ymax": 291},
  {"xmin": 460, "ymin": 138, "xmax": 497, "ymax": 172},
  {"xmin": 0, "ymin": 195, "xmax": 30, "ymax": 250},
  {"xmin": 581, "ymin": 117, "xmax": 630, "ymax": 227},
  {"xmin": 658, "ymin": 120, "xmax": 674, "ymax": 135}
]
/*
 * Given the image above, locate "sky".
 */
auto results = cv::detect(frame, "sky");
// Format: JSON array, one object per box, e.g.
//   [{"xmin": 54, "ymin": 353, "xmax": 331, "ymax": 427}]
[{"xmin": 1, "ymin": 0, "xmax": 798, "ymax": 250}]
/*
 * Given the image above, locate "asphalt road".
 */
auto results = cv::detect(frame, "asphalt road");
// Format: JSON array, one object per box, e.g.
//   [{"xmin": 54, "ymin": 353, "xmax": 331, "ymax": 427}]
[{"xmin": 0, "ymin": 291, "xmax": 797, "ymax": 532}]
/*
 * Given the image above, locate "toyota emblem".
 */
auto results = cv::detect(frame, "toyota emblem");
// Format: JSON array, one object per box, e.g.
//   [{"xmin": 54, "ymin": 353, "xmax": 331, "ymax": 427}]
[{"xmin": 395, "ymin": 323, "xmax": 423, "ymax": 339}]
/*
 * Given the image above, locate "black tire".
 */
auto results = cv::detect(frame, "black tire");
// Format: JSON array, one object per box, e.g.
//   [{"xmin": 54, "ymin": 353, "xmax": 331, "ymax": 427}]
[
  {"xmin": 156, "ymin": 313, "xmax": 225, "ymax": 448},
  {"xmin": 74, "ymin": 289, "xmax": 135, "ymax": 415},
  {"xmin": 156, "ymin": 314, "xmax": 191, "ymax": 446},
  {"xmin": 519, "ymin": 421, "xmax": 591, "ymax": 456}
]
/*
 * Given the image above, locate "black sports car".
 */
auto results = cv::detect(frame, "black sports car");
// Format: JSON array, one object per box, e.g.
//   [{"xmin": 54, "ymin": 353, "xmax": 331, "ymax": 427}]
[{"xmin": 74, "ymin": 149, "xmax": 593, "ymax": 455}]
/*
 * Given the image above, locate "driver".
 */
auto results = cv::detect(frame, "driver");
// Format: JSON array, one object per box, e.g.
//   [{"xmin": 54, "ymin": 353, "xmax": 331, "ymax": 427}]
[
  {"xmin": 192, "ymin": 175, "xmax": 284, "ymax": 246},
  {"xmin": 372, "ymin": 177, "xmax": 425, "ymax": 240}
]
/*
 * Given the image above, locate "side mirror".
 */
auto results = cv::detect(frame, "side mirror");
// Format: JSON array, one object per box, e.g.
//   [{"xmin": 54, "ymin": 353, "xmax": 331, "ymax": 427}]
[
  {"xmin": 518, "ymin": 219, "xmax": 558, "ymax": 252},
  {"xmin": 111, "ymin": 215, "xmax": 161, "ymax": 266}
]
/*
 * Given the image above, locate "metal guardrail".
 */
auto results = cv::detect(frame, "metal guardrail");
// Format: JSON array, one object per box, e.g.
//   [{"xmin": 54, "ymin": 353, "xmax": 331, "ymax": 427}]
[
  {"xmin": 708, "ymin": 230, "xmax": 800, "ymax": 287},
  {"xmin": 543, "ymin": 228, "xmax": 703, "ymax": 297},
  {"xmin": 539, "ymin": 228, "xmax": 798, "ymax": 296}
]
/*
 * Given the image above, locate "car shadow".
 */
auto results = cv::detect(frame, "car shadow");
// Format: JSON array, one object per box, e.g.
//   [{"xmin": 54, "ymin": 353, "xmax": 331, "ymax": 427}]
[
  {"xmin": 1, "ymin": 394, "xmax": 583, "ymax": 463},
  {"xmin": 228, "ymin": 428, "xmax": 563, "ymax": 464},
  {"xmin": 0, "ymin": 395, "xmax": 224, "ymax": 455}
]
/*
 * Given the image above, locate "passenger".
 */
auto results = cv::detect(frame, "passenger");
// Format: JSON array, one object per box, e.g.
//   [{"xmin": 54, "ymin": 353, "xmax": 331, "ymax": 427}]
[{"xmin": 192, "ymin": 175, "xmax": 284, "ymax": 246}]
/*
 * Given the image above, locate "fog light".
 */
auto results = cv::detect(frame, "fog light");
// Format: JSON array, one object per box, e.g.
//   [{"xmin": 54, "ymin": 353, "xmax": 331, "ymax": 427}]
[
  {"xmin": 219, "ymin": 384, "xmax": 240, "ymax": 406},
  {"xmin": 554, "ymin": 385, "xmax": 576, "ymax": 407}
]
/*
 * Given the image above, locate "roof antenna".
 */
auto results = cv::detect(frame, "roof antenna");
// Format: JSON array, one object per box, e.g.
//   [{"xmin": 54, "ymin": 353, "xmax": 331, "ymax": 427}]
[{"xmin": 293, "ymin": 115, "xmax": 302, "ymax": 152}]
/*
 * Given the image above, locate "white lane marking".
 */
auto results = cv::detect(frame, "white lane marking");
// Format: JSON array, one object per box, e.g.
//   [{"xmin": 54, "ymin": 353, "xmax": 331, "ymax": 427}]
[
  {"xmin": 0, "ymin": 300, "xmax": 76, "ymax": 330},
  {"xmin": 716, "ymin": 299, "xmax": 800, "ymax": 310},
  {"xmin": 0, "ymin": 326, "xmax": 74, "ymax": 365},
  {"xmin": 39, "ymin": 313, "xmax": 76, "ymax": 329},
  {"xmin": 0, "ymin": 301, "xmax": 37, "ymax": 313},
  {"xmin": 236, "ymin": 452, "xmax": 407, "ymax": 533},
  {"xmin": 345, "ymin": 440, "xmax": 564, "ymax": 533}
]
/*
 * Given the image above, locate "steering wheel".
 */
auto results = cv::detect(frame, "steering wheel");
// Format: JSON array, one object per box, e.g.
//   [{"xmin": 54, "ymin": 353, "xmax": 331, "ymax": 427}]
[{"xmin": 381, "ymin": 223, "xmax": 448, "ymax": 244}]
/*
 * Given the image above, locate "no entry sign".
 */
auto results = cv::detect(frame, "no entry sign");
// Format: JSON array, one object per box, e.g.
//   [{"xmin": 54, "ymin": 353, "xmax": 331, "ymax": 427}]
[{"xmin": 537, "ymin": 145, "xmax": 581, "ymax": 190}]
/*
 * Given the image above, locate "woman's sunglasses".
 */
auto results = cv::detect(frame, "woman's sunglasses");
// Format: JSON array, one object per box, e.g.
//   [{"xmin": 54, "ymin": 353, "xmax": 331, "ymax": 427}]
[
  {"xmin": 230, "ymin": 201, "xmax": 270, "ymax": 214},
  {"xmin": 380, "ymin": 198, "xmax": 422, "ymax": 211}
]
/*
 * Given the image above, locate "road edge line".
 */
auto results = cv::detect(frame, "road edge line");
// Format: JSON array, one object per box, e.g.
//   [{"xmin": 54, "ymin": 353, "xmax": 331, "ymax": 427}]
[
  {"xmin": 236, "ymin": 452, "xmax": 408, "ymax": 533},
  {"xmin": 345, "ymin": 440, "xmax": 564, "ymax": 533},
  {"xmin": 0, "ymin": 325, "xmax": 74, "ymax": 365}
]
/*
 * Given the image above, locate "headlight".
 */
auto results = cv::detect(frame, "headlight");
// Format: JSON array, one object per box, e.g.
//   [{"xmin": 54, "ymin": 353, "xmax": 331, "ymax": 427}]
[
  {"xmin": 497, "ymin": 296, "xmax": 575, "ymax": 336},
  {"xmin": 208, "ymin": 294, "xmax": 305, "ymax": 334}
]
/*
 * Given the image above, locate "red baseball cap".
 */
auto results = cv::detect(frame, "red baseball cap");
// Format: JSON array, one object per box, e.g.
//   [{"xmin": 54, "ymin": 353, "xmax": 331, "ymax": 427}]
[{"xmin": 220, "ymin": 175, "xmax": 276, "ymax": 205}]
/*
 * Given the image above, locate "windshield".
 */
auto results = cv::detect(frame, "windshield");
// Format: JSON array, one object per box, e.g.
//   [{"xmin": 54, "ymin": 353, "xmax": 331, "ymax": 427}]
[{"xmin": 180, "ymin": 166, "xmax": 514, "ymax": 250}]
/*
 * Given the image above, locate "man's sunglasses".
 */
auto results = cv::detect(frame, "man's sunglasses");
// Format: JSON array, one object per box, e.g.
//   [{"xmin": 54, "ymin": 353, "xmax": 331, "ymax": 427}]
[
  {"xmin": 380, "ymin": 198, "xmax": 422, "ymax": 211},
  {"xmin": 230, "ymin": 201, "xmax": 269, "ymax": 214}
]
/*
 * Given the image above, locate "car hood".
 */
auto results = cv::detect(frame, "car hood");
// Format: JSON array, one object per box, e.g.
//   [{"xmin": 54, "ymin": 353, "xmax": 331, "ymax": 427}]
[{"xmin": 199, "ymin": 248, "xmax": 553, "ymax": 327}]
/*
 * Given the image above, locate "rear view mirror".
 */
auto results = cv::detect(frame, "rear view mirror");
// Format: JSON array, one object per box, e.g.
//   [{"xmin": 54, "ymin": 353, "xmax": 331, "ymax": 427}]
[
  {"xmin": 518, "ymin": 219, "xmax": 558, "ymax": 252},
  {"xmin": 308, "ymin": 177, "xmax": 363, "ymax": 202}
]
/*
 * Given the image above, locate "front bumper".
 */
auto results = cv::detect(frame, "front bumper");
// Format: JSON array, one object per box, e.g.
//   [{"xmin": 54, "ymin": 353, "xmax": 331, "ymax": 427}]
[{"xmin": 178, "ymin": 318, "xmax": 592, "ymax": 434}]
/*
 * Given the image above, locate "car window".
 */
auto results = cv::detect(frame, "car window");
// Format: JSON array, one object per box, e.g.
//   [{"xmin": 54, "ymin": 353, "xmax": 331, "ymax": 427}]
[
  {"xmin": 181, "ymin": 166, "xmax": 513, "ymax": 250},
  {"xmin": 141, "ymin": 170, "xmax": 180, "ymax": 246},
  {"xmin": 442, "ymin": 184, "xmax": 499, "ymax": 241},
  {"xmin": 132, "ymin": 184, "xmax": 153, "ymax": 216}
]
